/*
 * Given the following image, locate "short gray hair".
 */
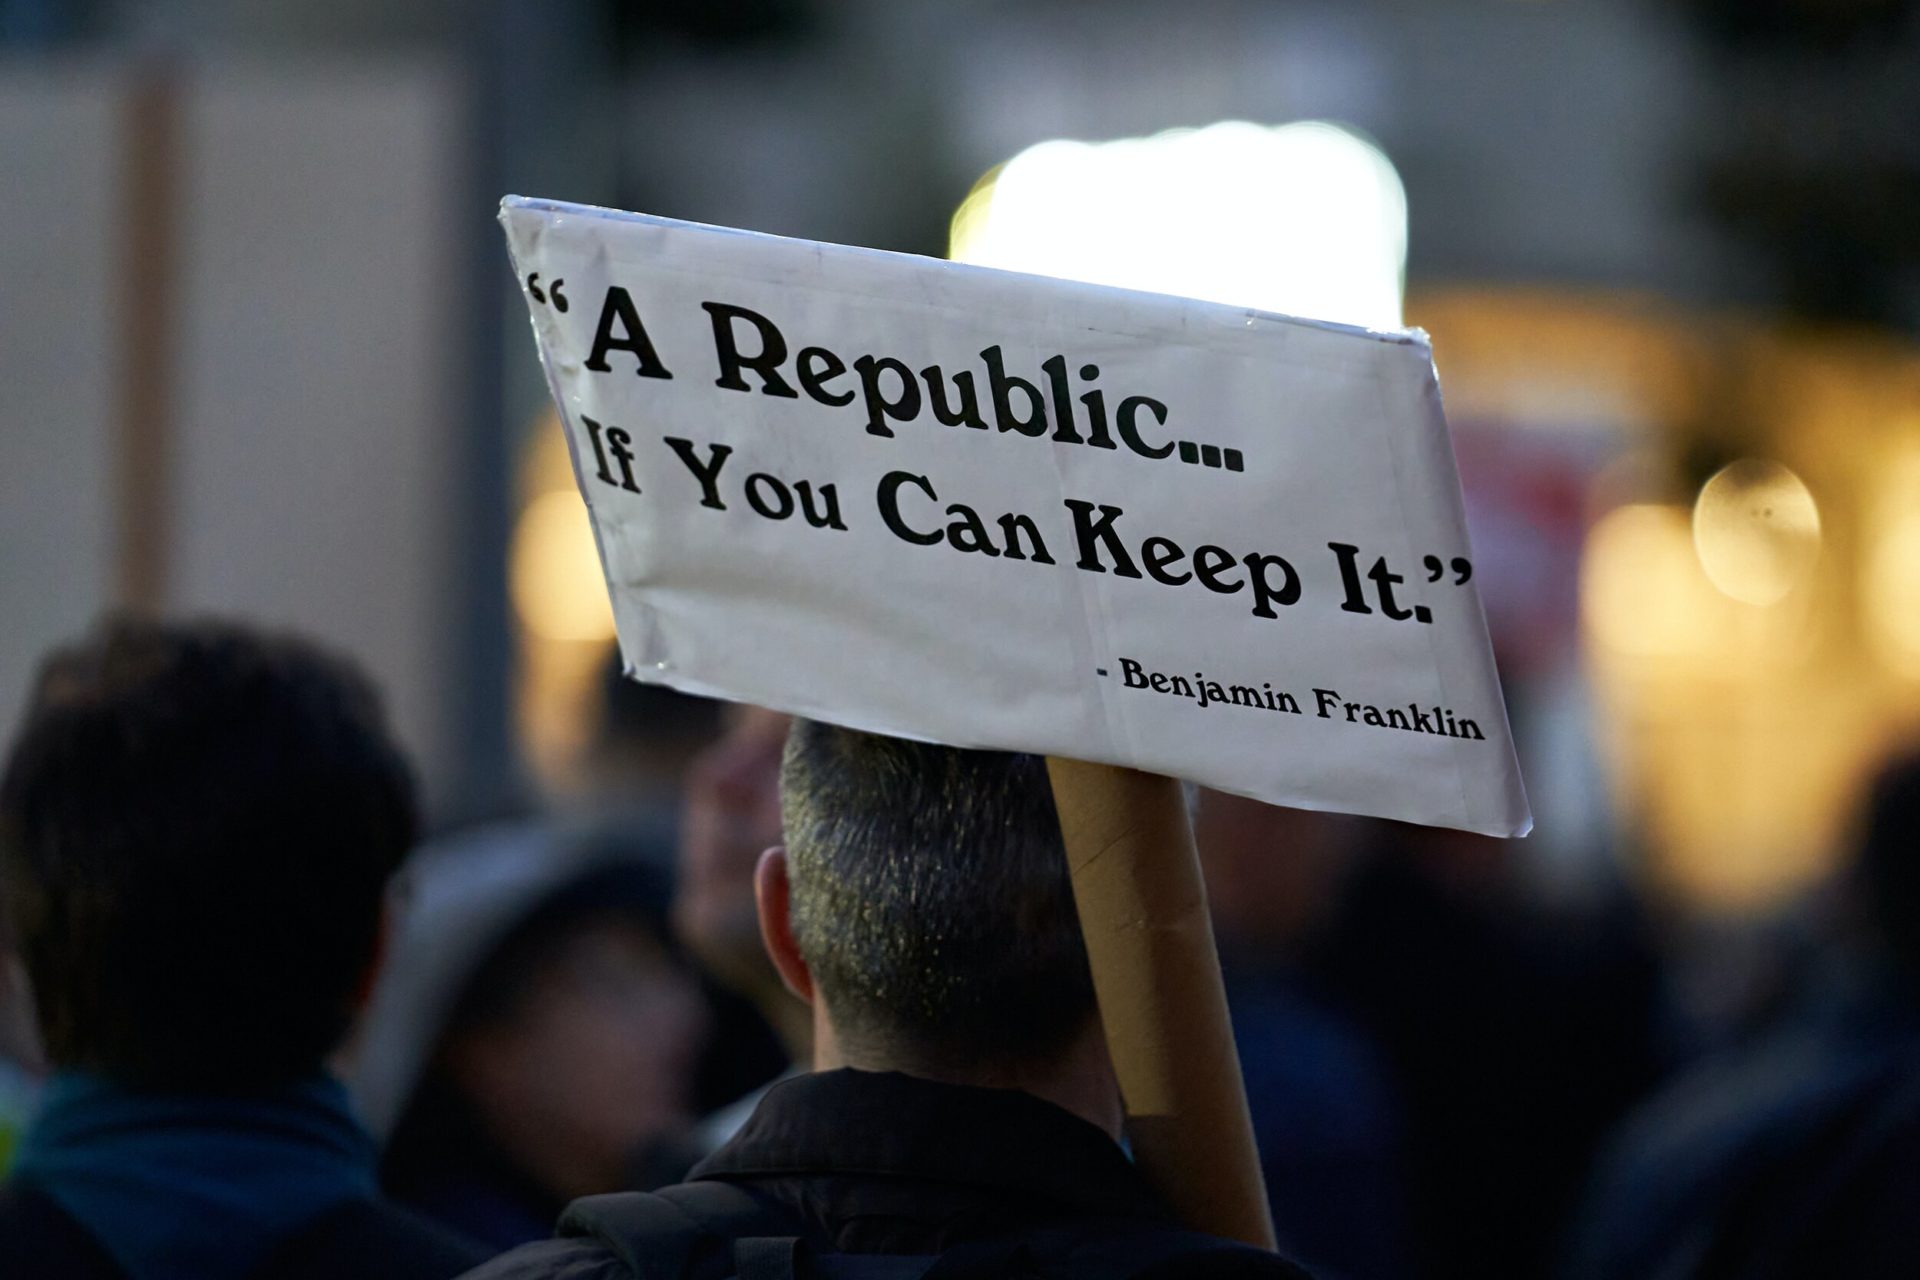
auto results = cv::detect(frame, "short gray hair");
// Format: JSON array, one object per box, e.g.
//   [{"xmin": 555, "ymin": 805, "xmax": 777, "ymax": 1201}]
[{"xmin": 780, "ymin": 721, "xmax": 1096, "ymax": 1070}]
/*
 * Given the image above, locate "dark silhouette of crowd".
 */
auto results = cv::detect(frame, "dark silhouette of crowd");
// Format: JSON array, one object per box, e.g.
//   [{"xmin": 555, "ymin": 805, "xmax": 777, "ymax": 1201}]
[{"xmin": 0, "ymin": 615, "xmax": 1916, "ymax": 1279}]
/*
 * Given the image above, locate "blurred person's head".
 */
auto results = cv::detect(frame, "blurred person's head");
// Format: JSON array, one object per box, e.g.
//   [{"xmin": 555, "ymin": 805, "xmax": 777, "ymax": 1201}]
[
  {"xmin": 673, "ymin": 705, "xmax": 805, "ymax": 1051},
  {"xmin": 577, "ymin": 654, "xmax": 722, "ymax": 814},
  {"xmin": 755, "ymin": 721, "xmax": 1113, "ymax": 1131},
  {"xmin": 1194, "ymin": 789, "xmax": 1361, "ymax": 957},
  {"xmin": 1849, "ymin": 748, "xmax": 1920, "ymax": 982},
  {"xmin": 363, "ymin": 828, "xmax": 709, "ymax": 1244},
  {"xmin": 0, "ymin": 617, "xmax": 414, "ymax": 1090}
]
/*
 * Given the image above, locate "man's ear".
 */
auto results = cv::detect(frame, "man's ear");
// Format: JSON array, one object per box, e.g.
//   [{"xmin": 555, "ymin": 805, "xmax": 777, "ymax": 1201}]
[{"xmin": 754, "ymin": 846, "xmax": 813, "ymax": 1003}]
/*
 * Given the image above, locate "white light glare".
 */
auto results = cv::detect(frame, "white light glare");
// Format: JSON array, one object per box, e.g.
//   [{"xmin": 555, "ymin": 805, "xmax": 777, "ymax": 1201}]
[{"xmin": 951, "ymin": 120, "xmax": 1407, "ymax": 331}]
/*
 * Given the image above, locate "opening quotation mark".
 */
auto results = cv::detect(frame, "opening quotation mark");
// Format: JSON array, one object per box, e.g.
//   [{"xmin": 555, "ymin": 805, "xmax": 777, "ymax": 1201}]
[{"xmin": 526, "ymin": 273, "xmax": 569, "ymax": 312}]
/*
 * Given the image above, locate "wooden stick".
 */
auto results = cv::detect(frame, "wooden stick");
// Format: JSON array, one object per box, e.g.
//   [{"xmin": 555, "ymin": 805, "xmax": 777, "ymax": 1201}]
[
  {"xmin": 115, "ymin": 62, "xmax": 179, "ymax": 614},
  {"xmin": 1046, "ymin": 757, "xmax": 1277, "ymax": 1250}
]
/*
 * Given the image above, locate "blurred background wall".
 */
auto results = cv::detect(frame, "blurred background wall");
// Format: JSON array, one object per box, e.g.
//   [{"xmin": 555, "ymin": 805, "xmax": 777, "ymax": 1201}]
[{"xmin": 3, "ymin": 0, "xmax": 1919, "ymax": 914}]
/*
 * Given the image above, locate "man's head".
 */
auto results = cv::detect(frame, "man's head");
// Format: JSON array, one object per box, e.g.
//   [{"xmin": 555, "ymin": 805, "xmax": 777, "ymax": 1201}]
[
  {"xmin": 757, "ymin": 720, "xmax": 1098, "ymax": 1079},
  {"xmin": 0, "ymin": 617, "xmax": 417, "ymax": 1089}
]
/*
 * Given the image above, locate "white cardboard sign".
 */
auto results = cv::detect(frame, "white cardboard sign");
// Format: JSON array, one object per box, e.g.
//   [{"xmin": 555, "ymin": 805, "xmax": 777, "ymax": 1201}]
[{"xmin": 501, "ymin": 197, "xmax": 1531, "ymax": 837}]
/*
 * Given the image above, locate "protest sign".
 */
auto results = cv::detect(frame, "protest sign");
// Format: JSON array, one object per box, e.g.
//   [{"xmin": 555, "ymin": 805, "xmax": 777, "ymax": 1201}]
[{"xmin": 500, "ymin": 197, "xmax": 1531, "ymax": 837}]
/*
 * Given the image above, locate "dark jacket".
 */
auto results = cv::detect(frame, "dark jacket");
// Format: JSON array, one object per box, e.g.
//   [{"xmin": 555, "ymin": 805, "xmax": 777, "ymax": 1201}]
[
  {"xmin": 463, "ymin": 1068, "xmax": 1312, "ymax": 1278},
  {"xmin": 0, "ymin": 1181, "xmax": 487, "ymax": 1280}
]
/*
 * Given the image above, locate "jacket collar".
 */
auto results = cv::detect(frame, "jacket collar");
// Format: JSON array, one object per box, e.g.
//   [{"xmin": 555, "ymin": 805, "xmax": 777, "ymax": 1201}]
[
  {"xmin": 690, "ymin": 1068, "xmax": 1167, "ymax": 1223},
  {"xmin": 14, "ymin": 1071, "xmax": 378, "ymax": 1280}
]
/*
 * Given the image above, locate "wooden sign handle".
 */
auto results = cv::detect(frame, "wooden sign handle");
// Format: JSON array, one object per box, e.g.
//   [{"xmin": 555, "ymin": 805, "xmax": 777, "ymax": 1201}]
[{"xmin": 1046, "ymin": 757, "xmax": 1278, "ymax": 1251}]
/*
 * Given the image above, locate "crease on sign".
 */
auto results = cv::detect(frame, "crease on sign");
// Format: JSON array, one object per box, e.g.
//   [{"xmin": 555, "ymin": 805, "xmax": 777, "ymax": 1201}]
[
  {"xmin": 509, "ymin": 207, "xmax": 669, "ymax": 682},
  {"xmin": 582, "ymin": 230, "xmax": 672, "ymax": 677},
  {"xmin": 1416, "ymin": 358, "xmax": 1531, "ymax": 837},
  {"xmin": 1367, "ymin": 356, "xmax": 1474, "ymax": 834},
  {"xmin": 595, "ymin": 227, "xmax": 686, "ymax": 681},
  {"xmin": 1035, "ymin": 316, "xmax": 1124, "ymax": 773},
  {"xmin": 607, "ymin": 519, "xmax": 669, "ymax": 673}
]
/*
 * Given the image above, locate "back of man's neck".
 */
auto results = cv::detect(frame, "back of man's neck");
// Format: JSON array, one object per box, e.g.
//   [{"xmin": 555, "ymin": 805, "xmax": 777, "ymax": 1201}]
[{"xmin": 813, "ymin": 1024, "xmax": 1124, "ymax": 1142}]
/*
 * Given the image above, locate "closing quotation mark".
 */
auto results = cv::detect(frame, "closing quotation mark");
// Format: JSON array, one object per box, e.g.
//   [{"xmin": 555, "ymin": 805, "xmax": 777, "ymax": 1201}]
[
  {"xmin": 525, "ymin": 273, "xmax": 569, "ymax": 312},
  {"xmin": 1422, "ymin": 555, "xmax": 1473, "ymax": 585}
]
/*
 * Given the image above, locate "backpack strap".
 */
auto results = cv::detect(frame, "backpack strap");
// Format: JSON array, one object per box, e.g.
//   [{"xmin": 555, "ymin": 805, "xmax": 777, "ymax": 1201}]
[
  {"xmin": 559, "ymin": 1181, "xmax": 806, "ymax": 1280},
  {"xmin": 978, "ymin": 1219, "xmax": 1313, "ymax": 1280},
  {"xmin": 915, "ymin": 1236, "xmax": 1027, "ymax": 1279},
  {"xmin": 563, "ymin": 1188, "xmax": 1308, "ymax": 1280},
  {"xmin": 823, "ymin": 1219, "xmax": 1303, "ymax": 1280},
  {"xmin": 732, "ymin": 1235, "xmax": 802, "ymax": 1280}
]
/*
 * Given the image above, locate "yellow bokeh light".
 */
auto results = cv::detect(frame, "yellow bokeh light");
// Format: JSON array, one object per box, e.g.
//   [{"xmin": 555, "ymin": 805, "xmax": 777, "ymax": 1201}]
[
  {"xmin": 510, "ymin": 488, "xmax": 615, "ymax": 643},
  {"xmin": 1691, "ymin": 460, "xmax": 1821, "ymax": 606},
  {"xmin": 949, "ymin": 120, "xmax": 1406, "ymax": 331},
  {"xmin": 1866, "ymin": 509, "xmax": 1920, "ymax": 676},
  {"xmin": 1582, "ymin": 503, "xmax": 1719, "ymax": 657}
]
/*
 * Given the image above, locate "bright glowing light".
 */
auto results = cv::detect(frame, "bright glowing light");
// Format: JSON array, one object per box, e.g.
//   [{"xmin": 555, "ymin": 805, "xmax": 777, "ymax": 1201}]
[
  {"xmin": 949, "ymin": 120, "xmax": 1407, "ymax": 331},
  {"xmin": 511, "ymin": 489, "xmax": 616, "ymax": 642},
  {"xmin": 1691, "ymin": 460, "xmax": 1821, "ymax": 606}
]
